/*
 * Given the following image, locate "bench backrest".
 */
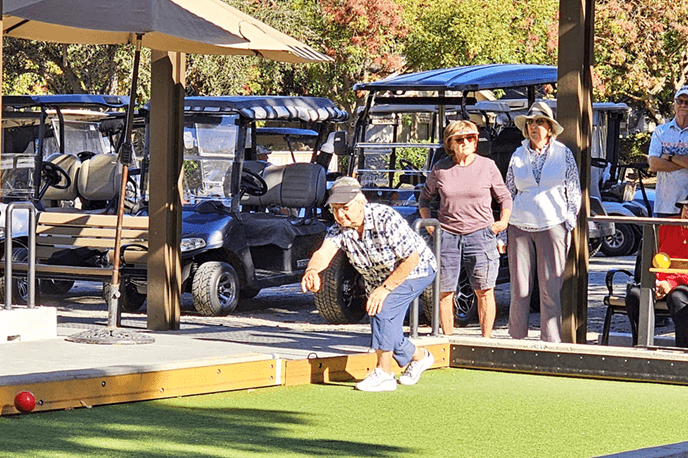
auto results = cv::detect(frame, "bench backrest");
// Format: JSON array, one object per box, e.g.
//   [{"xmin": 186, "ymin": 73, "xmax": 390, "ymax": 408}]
[
  {"xmin": 35, "ymin": 212, "xmax": 148, "ymax": 265},
  {"xmin": 241, "ymin": 162, "xmax": 326, "ymax": 209}
]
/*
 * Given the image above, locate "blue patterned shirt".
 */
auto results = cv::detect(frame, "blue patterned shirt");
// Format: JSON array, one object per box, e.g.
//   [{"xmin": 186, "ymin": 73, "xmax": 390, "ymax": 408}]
[{"xmin": 326, "ymin": 203, "xmax": 436, "ymax": 293}]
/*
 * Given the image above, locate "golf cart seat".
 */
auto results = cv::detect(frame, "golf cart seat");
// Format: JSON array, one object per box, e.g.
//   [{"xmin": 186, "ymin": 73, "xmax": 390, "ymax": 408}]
[
  {"xmin": 77, "ymin": 153, "xmax": 122, "ymax": 205},
  {"xmin": 240, "ymin": 161, "xmax": 327, "ymax": 252},
  {"xmin": 41, "ymin": 153, "xmax": 81, "ymax": 204}
]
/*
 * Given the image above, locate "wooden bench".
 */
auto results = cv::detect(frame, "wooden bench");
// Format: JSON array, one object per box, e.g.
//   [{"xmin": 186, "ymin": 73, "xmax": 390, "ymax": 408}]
[{"xmin": 3, "ymin": 212, "xmax": 148, "ymax": 284}]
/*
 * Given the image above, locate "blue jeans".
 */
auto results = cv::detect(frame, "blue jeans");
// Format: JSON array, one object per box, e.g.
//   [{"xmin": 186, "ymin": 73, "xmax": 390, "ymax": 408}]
[{"xmin": 370, "ymin": 270, "xmax": 436, "ymax": 367}]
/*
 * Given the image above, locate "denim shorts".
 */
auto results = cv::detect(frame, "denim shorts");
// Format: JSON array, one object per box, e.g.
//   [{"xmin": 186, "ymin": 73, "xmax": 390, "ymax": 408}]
[{"xmin": 439, "ymin": 226, "xmax": 499, "ymax": 292}]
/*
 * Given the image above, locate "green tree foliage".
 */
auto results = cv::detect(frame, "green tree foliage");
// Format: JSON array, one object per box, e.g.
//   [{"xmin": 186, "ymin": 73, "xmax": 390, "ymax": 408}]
[
  {"xmin": 3, "ymin": 39, "xmax": 140, "ymax": 96},
  {"xmin": 594, "ymin": 0, "xmax": 688, "ymax": 122},
  {"xmin": 400, "ymin": 0, "xmax": 559, "ymax": 70}
]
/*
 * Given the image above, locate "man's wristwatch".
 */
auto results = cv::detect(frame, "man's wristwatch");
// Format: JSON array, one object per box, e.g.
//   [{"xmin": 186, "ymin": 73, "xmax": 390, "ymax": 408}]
[{"xmin": 668, "ymin": 153, "xmax": 674, "ymax": 162}]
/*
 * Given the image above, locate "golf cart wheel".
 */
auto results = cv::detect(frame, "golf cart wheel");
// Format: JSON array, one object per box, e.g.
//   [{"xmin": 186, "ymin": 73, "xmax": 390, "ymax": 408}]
[
  {"xmin": 192, "ymin": 261, "xmax": 240, "ymax": 316},
  {"xmin": 39, "ymin": 279, "xmax": 75, "ymax": 295},
  {"xmin": 0, "ymin": 247, "xmax": 32, "ymax": 305},
  {"xmin": 601, "ymin": 223, "xmax": 636, "ymax": 257},
  {"xmin": 421, "ymin": 268, "xmax": 477, "ymax": 327},
  {"xmin": 314, "ymin": 250, "xmax": 366, "ymax": 324},
  {"xmin": 102, "ymin": 281, "xmax": 146, "ymax": 313}
]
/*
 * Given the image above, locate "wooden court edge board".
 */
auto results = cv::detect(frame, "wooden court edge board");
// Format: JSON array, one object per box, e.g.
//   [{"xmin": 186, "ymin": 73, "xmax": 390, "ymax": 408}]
[{"xmin": 0, "ymin": 344, "xmax": 450, "ymax": 415}]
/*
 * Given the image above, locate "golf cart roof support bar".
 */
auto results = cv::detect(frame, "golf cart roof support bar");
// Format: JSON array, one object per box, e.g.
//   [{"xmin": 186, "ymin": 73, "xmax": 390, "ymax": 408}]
[
  {"xmin": 53, "ymin": 105, "xmax": 65, "ymax": 156},
  {"xmin": 350, "ymin": 94, "xmax": 376, "ymax": 176},
  {"xmin": 460, "ymin": 90, "xmax": 469, "ymax": 120},
  {"xmin": 34, "ymin": 107, "xmax": 47, "ymax": 201},
  {"xmin": 389, "ymin": 114, "xmax": 400, "ymax": 190},
  {"xmin": 438, "ymin": 90, "xmax": 446, "ymax": 133},
  {"xmin": 528, "ymin": 86, "xmax": 535, "ymax": 107},
  {"xmin": 231, "ymin": 118, "xmax": 250, "ymax": 213}
]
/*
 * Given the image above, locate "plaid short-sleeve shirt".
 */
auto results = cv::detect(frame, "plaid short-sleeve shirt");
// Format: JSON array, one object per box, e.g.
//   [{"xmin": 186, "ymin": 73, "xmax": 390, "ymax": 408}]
[{"xmin": 326, "ymin": 203, "xmax": 437, "ymax": 293}]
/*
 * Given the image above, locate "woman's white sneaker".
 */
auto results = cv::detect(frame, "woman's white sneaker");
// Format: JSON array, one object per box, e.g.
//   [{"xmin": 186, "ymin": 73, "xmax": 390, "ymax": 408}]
[
  {"xmin": 398, "ymin": 349, "xmax": 434, "ymax": 386},
  {"xmin": 355, "ymin": 368, "xmax": 397, "ymax": 392}
]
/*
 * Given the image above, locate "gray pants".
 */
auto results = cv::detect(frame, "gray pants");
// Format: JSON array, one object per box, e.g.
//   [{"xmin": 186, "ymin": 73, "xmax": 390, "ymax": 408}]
[{"xmin": 507, "ymin": 223, "xmax": 570, "ymax": 342}]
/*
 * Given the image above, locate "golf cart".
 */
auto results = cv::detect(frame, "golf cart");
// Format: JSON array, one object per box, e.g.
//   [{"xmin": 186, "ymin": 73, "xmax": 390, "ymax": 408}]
[
  {"xmin": 130, "ymin": 96, "xmax": 348, "ymax": 315},
  {"xmin": 0, "ymin": 94, "xmax": 132, "ymax": 299},
  {"xmin": 592, "ymin": 105, "xmax": 650, "ymax": 257},
  {"xmin": 328, "ymin": 64, "xmax": 620, "ymax": 326}
]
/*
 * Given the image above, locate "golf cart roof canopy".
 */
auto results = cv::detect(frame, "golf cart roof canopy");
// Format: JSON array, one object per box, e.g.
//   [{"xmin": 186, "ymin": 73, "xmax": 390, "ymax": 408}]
[
  {"xmin": 3, "ymin": 94, "xmax": 130, "ymax": 110},
  {"xmin": 182, "ymin": 96, "xmax": 349, "ymax": 123},
  {"xmin": 354, "ymin": 64, "xmax": 557, "ymax": 93}
]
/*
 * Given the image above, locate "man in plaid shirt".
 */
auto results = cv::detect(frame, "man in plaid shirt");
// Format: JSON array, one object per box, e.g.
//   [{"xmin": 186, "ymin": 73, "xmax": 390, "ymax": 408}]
[{"xmin": 302, "ymin": 177, "xmax": 437, "ymax": 392}]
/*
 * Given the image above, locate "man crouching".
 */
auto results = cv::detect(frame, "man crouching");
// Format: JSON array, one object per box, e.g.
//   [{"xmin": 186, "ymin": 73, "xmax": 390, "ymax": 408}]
[{"xmin": 301, "ymin": 177, "xmax": 437, "ymax": 391}]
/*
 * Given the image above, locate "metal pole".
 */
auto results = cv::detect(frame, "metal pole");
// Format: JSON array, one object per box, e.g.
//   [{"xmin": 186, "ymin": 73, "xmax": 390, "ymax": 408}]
[
  {"xmin": 108, "ymin": 33, "xmax": 143, "ymax": 329},
  {"xmin": 5, "ymin": 202, "xmax": 36, "ymax": 309},
  {"xmin": 412, "ymin": 218, "xmax": 441, "ymax": 338}
]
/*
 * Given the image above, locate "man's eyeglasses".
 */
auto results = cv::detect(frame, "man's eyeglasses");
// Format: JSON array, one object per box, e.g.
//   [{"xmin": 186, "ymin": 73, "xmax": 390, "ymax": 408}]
[
  {"xmin": 676, "ymin": 98, "xmax": 688, "ymax": 106},
  {"xmin": 526, "ymin": 118, "xmax": 550, "ymax": 127}
]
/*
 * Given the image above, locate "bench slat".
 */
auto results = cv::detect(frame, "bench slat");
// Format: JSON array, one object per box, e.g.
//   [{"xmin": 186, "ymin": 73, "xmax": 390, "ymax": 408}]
[
  {"xmin": 8, "ymin": 263, "xmax": 114, "ymax": 278},
  {"xmin": 36, "ymin": 226, "xmax": 148, "ymax": 239},
  {"xmin": 37, "ymin": 212, "xmax": 149, "ymax": 229},
  {"xmin": 36, "ymin": 236, "xmax": 147, "ymax": 250}
]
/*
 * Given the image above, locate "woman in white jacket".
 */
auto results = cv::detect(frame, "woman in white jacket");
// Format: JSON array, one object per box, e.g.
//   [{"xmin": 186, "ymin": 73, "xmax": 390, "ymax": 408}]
[{"xmin": 505, "ymin": 102, "xmax": 581, "ymax": 342}]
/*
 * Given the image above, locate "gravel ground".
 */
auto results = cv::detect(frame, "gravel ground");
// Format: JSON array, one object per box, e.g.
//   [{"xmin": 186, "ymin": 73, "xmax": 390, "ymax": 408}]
[{"xmin": 42, "ymin": 254, "xmax": 675, "ymax": 345}]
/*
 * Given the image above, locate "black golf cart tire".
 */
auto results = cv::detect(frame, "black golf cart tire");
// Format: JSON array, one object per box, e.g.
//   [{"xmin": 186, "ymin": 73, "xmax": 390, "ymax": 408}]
[
  {"xmin": 0, "ymin": 247, "xmax": 31, "ymax": 305},
  {"xmin": 102, "ymin": 281, "xmax": 147, "ymax": 313},
  {"xmin": 192, "ymin": 261, "xmax": 240, "ymax": 316},
  {"xmin": 601, "ymin": 223, "xmax": 636, "ymax": 257},
  {"xmin": 314, "ymin": 251, "xmax": 367, "ymax": 324},
  {"xmin": 422, "ymin": 269, "xmax": 478, "ymax": 327},
  {"xmin": 40, "ymin": 279, "xmax": 75, "ymax": 295}
]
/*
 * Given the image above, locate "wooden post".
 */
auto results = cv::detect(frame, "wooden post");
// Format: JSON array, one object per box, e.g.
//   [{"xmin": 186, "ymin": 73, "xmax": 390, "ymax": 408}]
[
  {"xmin": 558, "ymin": 0, "xmax": 595, "ymax": 343},
  {"xmin": 147, "ymin": 51, "xmax": 185, "ymax": 331}
]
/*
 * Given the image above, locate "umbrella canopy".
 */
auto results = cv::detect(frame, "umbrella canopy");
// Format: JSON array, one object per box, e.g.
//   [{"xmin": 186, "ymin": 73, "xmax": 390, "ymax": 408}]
[{"xmin": 3, "ymin": 0, "xmax": 332, "ymax": 63}]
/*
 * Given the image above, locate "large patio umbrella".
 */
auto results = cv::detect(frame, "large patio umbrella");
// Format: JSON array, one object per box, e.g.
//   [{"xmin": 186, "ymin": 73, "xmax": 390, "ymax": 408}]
[
  {"xmin": 2, "ymin": 0, "xmax": 332, "ymax": 340},
  {"xmin": 3, "ymin": 0, "xmax": 331, "ymax": 63}
]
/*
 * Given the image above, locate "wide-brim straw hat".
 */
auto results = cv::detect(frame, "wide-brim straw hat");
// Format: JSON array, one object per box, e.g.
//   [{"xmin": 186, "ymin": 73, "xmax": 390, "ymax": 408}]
[{"xmin": 514, "ymin": 101, "xmax": 564, "ymax": 138}]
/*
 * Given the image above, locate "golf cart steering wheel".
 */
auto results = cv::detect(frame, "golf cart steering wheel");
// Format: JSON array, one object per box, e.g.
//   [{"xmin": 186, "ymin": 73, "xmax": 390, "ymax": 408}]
[
  {"xmin": 399, "ymin": 159, "xmax": 420, "ymax": 171},
  {"xmin": 240, "ymin": 168, "xmax": 268, "ymax": 197},
  {"xmin": 38, "ymin": 162, "xmax": 71, "ymax": 201}
]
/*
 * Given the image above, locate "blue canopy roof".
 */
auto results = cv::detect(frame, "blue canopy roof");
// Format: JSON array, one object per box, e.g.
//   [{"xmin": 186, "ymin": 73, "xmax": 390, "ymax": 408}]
[
  {"xmin": 183, "ymin": 96, "xmax": 349, "ymax": 123},
  {"xmin": 354, "ymin": 64, "xmax": 557, "ymax": 92},
  {"xmin": 3, "ymin": 94, "xmax": 129, "ymax": 109}
]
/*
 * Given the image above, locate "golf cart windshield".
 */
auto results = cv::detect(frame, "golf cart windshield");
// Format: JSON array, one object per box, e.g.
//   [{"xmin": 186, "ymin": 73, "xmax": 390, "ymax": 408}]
[
  {"xmin": 182, "ymin": 114, "xmax": 239, "ymax": 202},
  {"xmin": 48, "ymin": 119, "xmax": 113, "ymax": 157}
]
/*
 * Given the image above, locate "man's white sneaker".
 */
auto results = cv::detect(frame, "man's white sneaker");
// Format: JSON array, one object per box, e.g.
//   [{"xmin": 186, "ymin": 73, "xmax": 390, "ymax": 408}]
[
  {"xmin": 398, "ymin": 349, "xmax": 434, "ymax": 386},
  {"xmin": 355, "ymin": 368, "xmax": 397, "ymax": 392}
]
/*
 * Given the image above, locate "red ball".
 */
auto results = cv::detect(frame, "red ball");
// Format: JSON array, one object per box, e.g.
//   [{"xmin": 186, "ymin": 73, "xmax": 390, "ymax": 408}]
[{"xmin": 14, "ymin": 391, "xmax": 36, "ymax": 413}]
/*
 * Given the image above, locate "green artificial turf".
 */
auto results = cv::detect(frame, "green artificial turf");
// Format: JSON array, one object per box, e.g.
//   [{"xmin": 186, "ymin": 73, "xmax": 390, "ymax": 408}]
[{"xmin": 2, "ymin": 368, "xmax": 688, "ymax": 458}]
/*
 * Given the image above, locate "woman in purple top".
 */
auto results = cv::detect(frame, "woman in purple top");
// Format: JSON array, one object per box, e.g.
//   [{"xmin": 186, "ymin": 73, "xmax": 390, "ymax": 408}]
[{"xmin": 419, "ymin": 120, "xmax": 512, "ymax": 337}]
